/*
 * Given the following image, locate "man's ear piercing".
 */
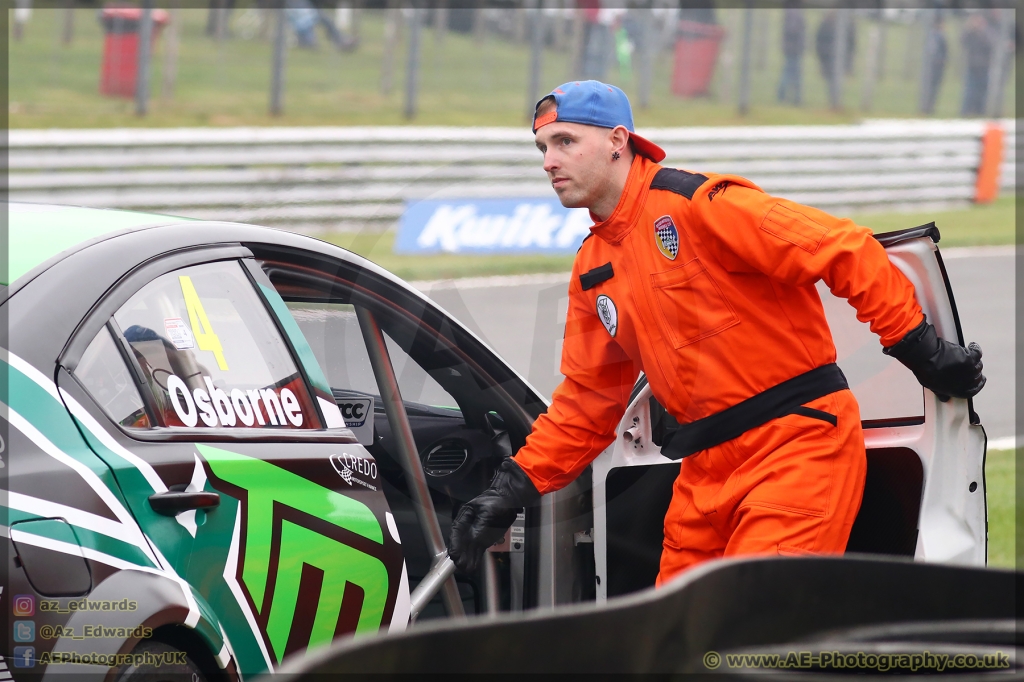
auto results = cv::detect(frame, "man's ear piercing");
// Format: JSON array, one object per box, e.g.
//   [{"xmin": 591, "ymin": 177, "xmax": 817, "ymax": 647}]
[{"xmin": 612, "ymin": 151, "xmax": 621, "ymax": 161}]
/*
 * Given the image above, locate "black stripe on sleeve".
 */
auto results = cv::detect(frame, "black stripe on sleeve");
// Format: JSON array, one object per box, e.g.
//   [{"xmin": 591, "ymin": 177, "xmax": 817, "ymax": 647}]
[
  {"xmin": 580, "ymin": 262, "xmax": 614, "ymax": 291},
  {"xmin": 650, "ymin": 168, "xmax": 710, "ymax": 200}
]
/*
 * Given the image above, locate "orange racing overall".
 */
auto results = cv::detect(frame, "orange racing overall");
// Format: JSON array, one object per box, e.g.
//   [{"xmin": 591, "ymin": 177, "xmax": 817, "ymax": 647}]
[{"xmin": 512, "ymin": 154, "xmax": 924, "ymax": 582}]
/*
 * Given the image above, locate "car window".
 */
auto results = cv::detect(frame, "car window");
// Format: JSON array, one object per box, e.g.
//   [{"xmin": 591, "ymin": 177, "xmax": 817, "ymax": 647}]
[
  {"xmin": 387, "ymin": 331, "xmax": 459, "ymax": 409},
  {"xmin": 286, "ymin": 301, "xmax": 458, "ymax": 410},
  {"xmin": 113, "ymin": 261, "xmax": 322, "ymax": 430},
  {"xmin": 75, "ymin": 326, "xmax": 151, "ymax": 429}
]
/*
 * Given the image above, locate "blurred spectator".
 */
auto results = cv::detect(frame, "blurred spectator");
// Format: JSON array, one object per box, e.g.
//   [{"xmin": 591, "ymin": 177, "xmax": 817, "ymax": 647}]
[
  {"xmin": 994, "ymin": 11, "xmax": 1019, "ymax": 112},
  {"xmin": 579, "ymin": 1, "xmax": 616, "ymax": 80},
  {"xmin": 920, "ymin": 14, "xmax": 947, "ymax": 115},
  {"xmin": 286, "ymin": 0, "xmax": 355, "ymax": 51},
  {"xmin": 777, "ymin": 2, "xmax": 805, "ymax": 105},
  {"xmin": 960, "ymin": 13, "xmax": 992, "ymax": 116},
  {"xmin": 615, "ymin": 25, "xmax": 633, "ymax": 82},
  {"xmin": 984, "ymin": 8, "xmax": 1018, "ymax": 118},
  {"xmin": 815, "ymin": 10, "xmax": 855, "ymax": 80}
]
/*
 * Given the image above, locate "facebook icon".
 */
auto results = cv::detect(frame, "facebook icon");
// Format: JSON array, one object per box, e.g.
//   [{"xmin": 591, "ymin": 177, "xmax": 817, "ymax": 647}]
[{"xmin": 13, "ymin": 646, "xmax": 35, "ymax": 668}]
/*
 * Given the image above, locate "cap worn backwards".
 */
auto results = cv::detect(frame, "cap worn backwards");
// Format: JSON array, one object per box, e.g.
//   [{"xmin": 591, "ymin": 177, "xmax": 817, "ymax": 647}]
[{"xmin": 532, "ymin": 80, "xmax": 666, "ymax": 163}]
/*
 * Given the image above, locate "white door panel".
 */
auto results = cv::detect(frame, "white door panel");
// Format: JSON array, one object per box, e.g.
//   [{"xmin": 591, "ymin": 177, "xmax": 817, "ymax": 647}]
[{"xmin": 593, "ymin": 234, "xmax": 987, "ymax": 602}]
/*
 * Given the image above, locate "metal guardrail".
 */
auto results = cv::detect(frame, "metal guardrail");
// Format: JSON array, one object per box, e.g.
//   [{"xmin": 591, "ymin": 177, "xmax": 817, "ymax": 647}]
[{"xmin": 8, "ymin": 119, "xmax": 1016, "ymax": 234}]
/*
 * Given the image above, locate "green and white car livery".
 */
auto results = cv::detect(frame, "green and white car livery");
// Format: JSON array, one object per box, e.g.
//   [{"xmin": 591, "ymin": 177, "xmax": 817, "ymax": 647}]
[{"xmin": 3, "ymin": 204, "xmax": 548, "ymax": 680}]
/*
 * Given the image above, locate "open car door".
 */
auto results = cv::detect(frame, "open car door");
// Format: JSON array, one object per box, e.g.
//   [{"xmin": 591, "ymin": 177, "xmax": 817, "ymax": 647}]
[{"xmin": 590, "ymin": 224, "xmax": 988, "ymax": 600}]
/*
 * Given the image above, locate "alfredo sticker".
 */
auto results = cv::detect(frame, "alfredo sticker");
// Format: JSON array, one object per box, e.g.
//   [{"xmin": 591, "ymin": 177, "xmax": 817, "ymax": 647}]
[{"xmin": 330, "ymin": 452, "xmax": 378, "ymax": 491}]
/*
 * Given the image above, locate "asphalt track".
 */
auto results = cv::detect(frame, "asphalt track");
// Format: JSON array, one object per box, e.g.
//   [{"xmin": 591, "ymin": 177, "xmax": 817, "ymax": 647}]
[
  {"xmin": 414, "ymin": 245, "xmax": 1015, "ymax": 444},
  {"xmin": 942, "ymin": 246, "xmax": 1016, "ymax": 445}
]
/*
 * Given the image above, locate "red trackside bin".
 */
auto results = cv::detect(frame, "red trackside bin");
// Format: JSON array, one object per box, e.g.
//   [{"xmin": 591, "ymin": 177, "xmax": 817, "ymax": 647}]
[
  {"xmin": 671, "ymin": 19, "xmax": 725, "ymax": 98},
  {"xmin": 100, "ymin": 7, "xmax": 169, "ymax": 98}
]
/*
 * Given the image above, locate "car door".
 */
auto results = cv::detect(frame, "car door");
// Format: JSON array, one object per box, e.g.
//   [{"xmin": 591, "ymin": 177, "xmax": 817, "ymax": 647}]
[
  {"xmin": 590, "ymin": 225, "xmax": 988, "ymax": 600},
  {"xmin": 247, "ymin": 243, "xmax": 552, "ymax": 617},
  {"xmin": 57, "ymin": 251, "xmax": 407, "ymax": 677}
]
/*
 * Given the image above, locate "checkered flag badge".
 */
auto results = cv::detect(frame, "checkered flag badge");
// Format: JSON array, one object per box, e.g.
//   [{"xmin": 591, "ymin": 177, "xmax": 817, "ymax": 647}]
[{"xmin": 655, "ymin": 216, "xmax": 679, "ymax": 259}]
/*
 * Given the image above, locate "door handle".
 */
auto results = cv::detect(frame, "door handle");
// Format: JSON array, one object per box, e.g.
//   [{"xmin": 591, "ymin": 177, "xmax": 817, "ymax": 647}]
[{"xmin": 148, "ymin": 491, "xmax": 220, "ymax": 516}]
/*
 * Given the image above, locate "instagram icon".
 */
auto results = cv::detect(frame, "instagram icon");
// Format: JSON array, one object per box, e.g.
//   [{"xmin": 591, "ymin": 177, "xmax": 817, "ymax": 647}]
[{"xmin": 13, "ymin": 595, "xmax": 34, "ymax": 617}]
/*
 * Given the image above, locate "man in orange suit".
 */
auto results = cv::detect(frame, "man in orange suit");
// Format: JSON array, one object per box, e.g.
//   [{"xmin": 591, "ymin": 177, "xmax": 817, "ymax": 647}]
[{"xmin": 450, "ymin": 81, "xmax": 985, "ymax": 583}]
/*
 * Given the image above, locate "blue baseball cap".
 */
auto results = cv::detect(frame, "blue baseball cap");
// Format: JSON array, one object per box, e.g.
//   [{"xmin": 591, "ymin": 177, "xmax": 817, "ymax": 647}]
[{"xmin": 532, "ymin": 80, "xmax": 666, "ymax": 163}]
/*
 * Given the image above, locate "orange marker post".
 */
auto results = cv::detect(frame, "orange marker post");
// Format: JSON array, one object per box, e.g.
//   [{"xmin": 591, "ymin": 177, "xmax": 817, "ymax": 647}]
[{"xmin": 974, "ymin": 122, "xmax": 1004, "ymax": 204}]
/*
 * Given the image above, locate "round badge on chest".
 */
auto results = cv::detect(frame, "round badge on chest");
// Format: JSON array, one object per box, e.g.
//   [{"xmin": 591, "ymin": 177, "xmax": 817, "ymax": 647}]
[{"xmin": 596, "ymin": 294, "xmax": 618, "ymax": 337}]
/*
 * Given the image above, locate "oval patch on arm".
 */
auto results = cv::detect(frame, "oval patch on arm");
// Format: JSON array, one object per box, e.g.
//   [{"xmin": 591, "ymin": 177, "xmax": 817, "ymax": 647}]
[{"xmin": 760, "ymin": 203, "xmax": 830, "ymax": 254}]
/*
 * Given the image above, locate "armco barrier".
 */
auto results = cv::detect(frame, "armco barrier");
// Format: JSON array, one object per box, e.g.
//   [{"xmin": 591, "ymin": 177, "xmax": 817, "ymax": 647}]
[{"xmin": 8, "ymin": 119, "xmax": 1015, "ymax": 235}]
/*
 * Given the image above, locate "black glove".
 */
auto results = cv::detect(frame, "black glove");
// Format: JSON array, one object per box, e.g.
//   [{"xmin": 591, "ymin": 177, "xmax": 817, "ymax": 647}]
[
  {"xmin": 883, "ymin": 318, "xmax": 986, "ymax": 401},
  {"xmin": 449, "ymin": 458, "xmax": 540, "ymax": 574}
]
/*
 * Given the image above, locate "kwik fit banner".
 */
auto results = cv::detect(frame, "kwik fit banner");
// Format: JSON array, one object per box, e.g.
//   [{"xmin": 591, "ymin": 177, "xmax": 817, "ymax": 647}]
[{"xmin": 394, "ymin": 198, "xmax": 593, "ymax": 254}]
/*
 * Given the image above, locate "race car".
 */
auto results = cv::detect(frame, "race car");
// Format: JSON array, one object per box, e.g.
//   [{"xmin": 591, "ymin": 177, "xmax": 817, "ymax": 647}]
[{"xmin": 2, "ymin": 203, "xmax": 987, "ymax": 680}]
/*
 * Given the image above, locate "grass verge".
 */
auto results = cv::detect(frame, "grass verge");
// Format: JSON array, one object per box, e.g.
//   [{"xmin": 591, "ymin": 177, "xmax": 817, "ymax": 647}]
[
  {"xmin": 986, "ymin": 447, "xmax": 1016, "ymax": 569},
  {"xmin": 851, "ymin": 196, "xmax": 1016, "ymax": 249},
  {"xmin": 319, "ymin": 196, "xmax": 1015, "ymax": 281}
]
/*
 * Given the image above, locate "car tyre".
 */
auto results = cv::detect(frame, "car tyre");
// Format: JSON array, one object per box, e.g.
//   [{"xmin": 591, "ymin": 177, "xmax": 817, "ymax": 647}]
[{"xmin": 114, "ymin": 640, "xmax": 208, "ymax": 682}]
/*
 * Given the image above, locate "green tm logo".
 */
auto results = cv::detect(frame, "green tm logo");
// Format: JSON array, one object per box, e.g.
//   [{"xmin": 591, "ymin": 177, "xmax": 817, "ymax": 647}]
[{"xmin": 197, "ymin": 444, "xmax": 389, "ymax": 663}]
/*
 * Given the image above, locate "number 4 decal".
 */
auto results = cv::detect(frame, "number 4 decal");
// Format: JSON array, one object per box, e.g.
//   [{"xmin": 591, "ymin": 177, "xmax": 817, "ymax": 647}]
[{"xmin": 179, "ymin": 275, "xmax": 229, "ymax": 371}]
